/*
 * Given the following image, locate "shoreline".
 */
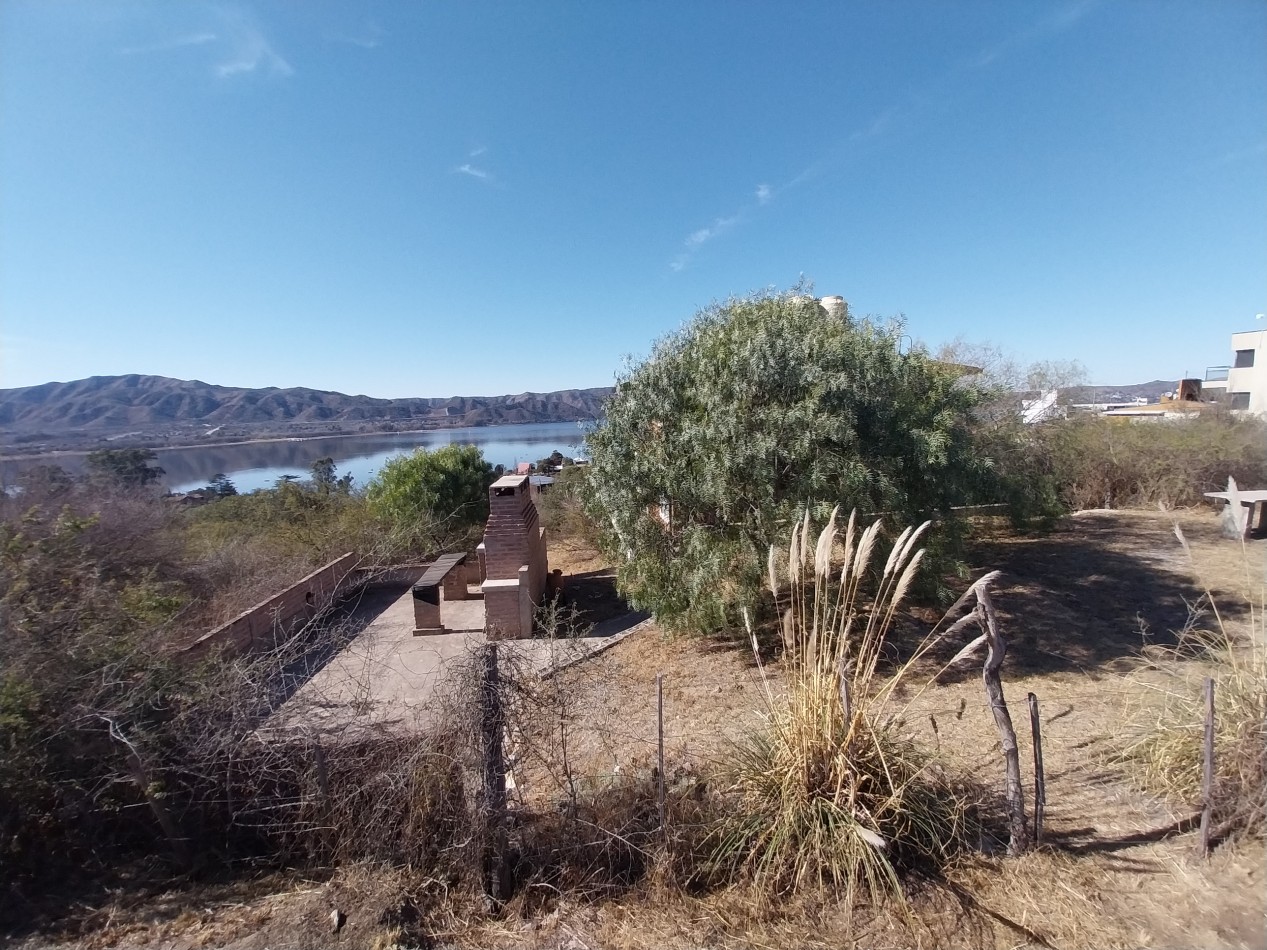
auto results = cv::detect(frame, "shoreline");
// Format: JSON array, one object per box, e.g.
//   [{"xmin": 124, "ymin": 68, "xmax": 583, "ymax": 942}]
[{"xmin": 0, "ymin": 419, "xmax": 598, "ymax": 463}]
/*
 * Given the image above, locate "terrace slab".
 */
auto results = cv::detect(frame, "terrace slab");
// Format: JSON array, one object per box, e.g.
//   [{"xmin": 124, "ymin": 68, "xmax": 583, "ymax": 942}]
[{"xmin": 267, "ymin": 584, "xmax": 636, "ymax": 740}]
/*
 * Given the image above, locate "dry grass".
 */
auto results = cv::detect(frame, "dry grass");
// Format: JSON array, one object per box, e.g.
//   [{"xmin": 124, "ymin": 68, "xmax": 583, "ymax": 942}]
[
  {"xmin": 14, "ymin": 507, "xmax": 1267, "ymax": 950},
  {"xmin": 1113, "ymin": 496, "xmax": 1266, "ymax": 843},
  {"xmin": 711, "ymin": 511, "xmax": 981, "ymax": 903}
]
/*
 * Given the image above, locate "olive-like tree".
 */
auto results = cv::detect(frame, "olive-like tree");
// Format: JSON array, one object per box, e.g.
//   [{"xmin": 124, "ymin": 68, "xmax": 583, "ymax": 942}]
[
  {"xmin": 366, "ymin": 444, "xmax": 493, "ymax": 552},
  {"xmin": 584, "ymin": 289, "xmax": 992, "ymax": 633},
  {"xmin": 85, "ymin": 448, "xmax": 165, "ymax": 488}
]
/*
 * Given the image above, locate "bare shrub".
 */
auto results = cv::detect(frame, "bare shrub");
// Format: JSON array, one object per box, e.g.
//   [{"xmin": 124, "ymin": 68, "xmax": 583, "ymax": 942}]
[{"xmin": 1039, "ymin": 412, "xmax": 1267, "ymax": 511}]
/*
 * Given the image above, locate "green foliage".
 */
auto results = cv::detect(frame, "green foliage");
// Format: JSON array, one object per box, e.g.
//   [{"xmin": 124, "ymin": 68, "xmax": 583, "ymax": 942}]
[
  {"xmin": 535, "ymin": 449, "xmax": 575, "ymax": 471},
  {"xmin": 207, "ymin": 473, "xmax": 238, "ymax": 498},
  {"xmin": 187, "ymin": 477, "xmax": 377, "ymax": 563},
  {"xmin": 85, "ymin": 448, "xmax": 165, "ymax": 487},
  {"xmin": 309, "ymin": 457, "xmax": 353, "ymax": 494},
  {"xmin": 536, "ymin": 464, "xmax": 601, "ymax": 546},
  {"xmin": 366, "ymin": 444, "xmax": 493, "ymax": 550},
  {"xmin": 585, "ymin": 288, "xmax": 993, "ymax": 632}
]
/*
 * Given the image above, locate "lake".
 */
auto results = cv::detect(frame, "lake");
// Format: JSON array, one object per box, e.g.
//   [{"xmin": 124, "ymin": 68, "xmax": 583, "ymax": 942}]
[{"xmin": 1, "ymin": 421, "xmax": 593, "ymax": 494}]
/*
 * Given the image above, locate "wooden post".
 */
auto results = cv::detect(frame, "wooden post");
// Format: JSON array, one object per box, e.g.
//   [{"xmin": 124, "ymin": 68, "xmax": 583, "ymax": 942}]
[
  {"xmin": 1198, "ymin": 676, "xmax": 1215, "ymax": 857},
  {"xmin": 102, "ymin": 717, "xmax": 191, "ymax": 871},
  {"xmin": 656, "ymin": 673, "xmax": 666, "ymax": 838},
  {"xmin": 480, "ymin": 643, "xmax": 509, "ymax": 901},
  {"xmin": 977, "ymin": 588, "xmax": 1028, "ymax": 855},
  {"xmin": 313, "ymin": 741, "xmax": 330, "ymax": 806},
  {"xmin": 1027, "ymin": 692, "xmax": 1045, "ymax": 847}
]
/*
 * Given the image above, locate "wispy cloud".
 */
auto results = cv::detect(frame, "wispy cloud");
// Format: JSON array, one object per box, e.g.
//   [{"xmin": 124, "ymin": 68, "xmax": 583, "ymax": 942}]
[
  {"xmin": 671, "ymin": 211, "xmax": 745, "ymax": 271},
  {"xmin": 667, "ymin": 1, "xmax": 1100, "ymax": 274},
  {"xmin": 970, "ymin": 0, "xmax": 1098, "ymax": 68},
  {"xmin": 454, "ymin": 148, "xmax": 499, "ymax": 185},
  {"xmin": 327, "ymin": 20, "xmax": 384, "ymax": 49},
  {"xmin": 118, "ymin": 6, "xmax": 292, "ymax": 79},
  {"xmin": 848, "ymin": 105, "xmax": 903, "ymax": 143},
  {"xmin": 119, "ymin": 32, "xmax": 217, "ymax": 56},
  {"xmin": 215, "ymin": 9, "xmax": 292, "ymax": 78}
]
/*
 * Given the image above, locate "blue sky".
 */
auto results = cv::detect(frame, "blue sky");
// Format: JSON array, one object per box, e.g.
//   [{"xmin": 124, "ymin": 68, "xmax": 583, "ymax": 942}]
[{"xmin": 2, "ymin": 0, "xmax": 1264, "ymax": 397}]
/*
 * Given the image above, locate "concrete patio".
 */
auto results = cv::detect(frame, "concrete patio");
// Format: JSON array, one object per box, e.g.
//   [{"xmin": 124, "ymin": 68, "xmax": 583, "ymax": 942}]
[{"xmin": 267, "ymin": 582, "xmax": 647, "ymax": 739}]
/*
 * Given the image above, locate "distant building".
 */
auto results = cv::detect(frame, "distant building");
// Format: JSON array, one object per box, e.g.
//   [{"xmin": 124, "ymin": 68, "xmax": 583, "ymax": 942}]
[
  {"xmin": 1203, "ymin": 328, "xmax": 1267, "ymax": 414},
  {"xmin": 515, "ymin": 461, "xmax": 533, "ymax": 475}
]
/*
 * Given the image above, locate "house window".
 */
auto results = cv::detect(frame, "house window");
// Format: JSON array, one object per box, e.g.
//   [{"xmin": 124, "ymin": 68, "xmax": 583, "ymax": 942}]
[
  {"xmin": 1234, "ymin": 349, "xmax": 1255, "ymax": 368},
  {"xmin": 1229, "ymin": 392, "xmax": 1251, "ymax": 410}
]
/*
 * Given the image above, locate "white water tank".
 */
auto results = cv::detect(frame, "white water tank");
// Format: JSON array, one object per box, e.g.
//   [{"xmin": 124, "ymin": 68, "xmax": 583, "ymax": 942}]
[{"xmin": 819, "ymin": 295, "xmax": 846, "ymax": 318}]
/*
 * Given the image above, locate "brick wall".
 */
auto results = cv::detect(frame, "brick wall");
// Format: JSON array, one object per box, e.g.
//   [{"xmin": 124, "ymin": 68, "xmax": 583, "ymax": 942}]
[{"xmin": 180, "ymin": 552, "xmax": 359, "ymax": 662}]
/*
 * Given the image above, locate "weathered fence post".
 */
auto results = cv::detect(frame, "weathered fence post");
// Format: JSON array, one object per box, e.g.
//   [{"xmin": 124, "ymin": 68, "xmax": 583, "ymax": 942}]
[
  {"xmin": 480, "ymin": 642, "xmax": 509, "ymax": 902},
  {"xmin": 656, "ymin": 672, "xmax": 666, "ymax": 838},
  {"xmin": 1027, "ymin": 692, "xmax": 1045, "ymax": 846},
  {"xmin": 977, "ymin": 587, "xmax": 1029, "ymax": 855},
  {"xmin": 1198, "ymin": 676, "xmax": 1215, "ymax": 857}
]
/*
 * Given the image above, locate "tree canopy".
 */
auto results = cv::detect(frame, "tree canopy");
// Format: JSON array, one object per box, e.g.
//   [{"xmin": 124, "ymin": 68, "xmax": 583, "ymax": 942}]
[
  {"xmin": 366, "ymin": 444, "xmax": 493, "ymax": 549},
  {"xmin": 85, "ymin": 448, "xmax": 165, "ymax": 488},
  {"xmin": 584, "ymin": 289, "xmax": 993, "ymax": 633}
]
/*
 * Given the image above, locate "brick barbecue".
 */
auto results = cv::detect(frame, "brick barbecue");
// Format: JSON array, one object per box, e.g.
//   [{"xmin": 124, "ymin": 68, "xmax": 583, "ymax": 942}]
[{"xmin": 481, "ymin": 474, "xmax": 548, "ymax": 638}]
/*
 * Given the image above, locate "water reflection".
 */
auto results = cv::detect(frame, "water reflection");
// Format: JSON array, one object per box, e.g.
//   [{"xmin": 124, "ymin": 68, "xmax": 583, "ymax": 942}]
[{"xmin": 1, "ymin": 422, "xmax": 591, "ymax": 493}]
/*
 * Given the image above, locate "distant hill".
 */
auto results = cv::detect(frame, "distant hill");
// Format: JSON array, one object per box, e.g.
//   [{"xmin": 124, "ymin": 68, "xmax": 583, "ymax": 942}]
[
  {"xmin": 0, "ymin": 375, "xmax": 613, "ymax": 439},
  {"xmin": 1065, "ymin": 380, "xmax": 1179, "ymax": 403}
]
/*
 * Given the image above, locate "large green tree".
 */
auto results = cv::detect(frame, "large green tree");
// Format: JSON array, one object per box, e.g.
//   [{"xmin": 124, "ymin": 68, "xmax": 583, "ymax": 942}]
[
  {"xmin": 585, "ymin": 289, "xmax": 993, "ymax": 633},
  {"xmin": 366, "ymin": 444, "xmax": 493, "ymax": 550},
  {"xmin": 85, "ymin": 448, "xmax": 165, "ymax": 488}
]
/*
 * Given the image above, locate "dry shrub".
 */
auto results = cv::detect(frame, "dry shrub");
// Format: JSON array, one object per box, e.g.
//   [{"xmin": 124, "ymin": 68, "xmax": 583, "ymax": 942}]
[
  {"xmin": 473, "ymin": 612, "xmax": 699, "ymax": 904},
  {"xmin": 1040, "ymin": 412, "xmax": 1267, "ymax": 511},
  {"xmin": 711, "ymin": 510, "xmax": 981, "ymax": 903},
  {"xmin": 1114, "ymin": 507, "xmax": 1266, "ymax": 842}
]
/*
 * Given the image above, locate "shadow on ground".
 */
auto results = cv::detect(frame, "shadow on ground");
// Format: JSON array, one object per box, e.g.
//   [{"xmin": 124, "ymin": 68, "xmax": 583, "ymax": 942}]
[
  {"xmin": 560, "ymin": 567, "xmax": 630, "ymax": 628},
  {"xmin": 711, "ymin": 511, "xmax": 1256, "ymax": 682},
  {"xmin": 924, "ymin": 512, "xmax": 1251, "ymax": 683}
]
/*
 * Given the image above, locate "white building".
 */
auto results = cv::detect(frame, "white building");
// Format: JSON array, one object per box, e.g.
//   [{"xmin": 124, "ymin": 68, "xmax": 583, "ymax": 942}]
[{"xmin": 1203, "ymin": 329, "xmax": 1267, "ymax": 415}]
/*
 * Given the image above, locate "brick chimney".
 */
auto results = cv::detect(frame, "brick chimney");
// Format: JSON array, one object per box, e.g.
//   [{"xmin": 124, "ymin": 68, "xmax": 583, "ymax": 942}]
[{"xmin": 481, "ymin": 474, "xmax": 548, "ymax": 638}]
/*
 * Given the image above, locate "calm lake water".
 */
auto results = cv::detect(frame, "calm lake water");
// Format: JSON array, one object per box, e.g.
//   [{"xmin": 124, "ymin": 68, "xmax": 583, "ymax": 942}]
[{"xmin": 2, "ymin": 421, "xmax": 593, "ymax": 494}]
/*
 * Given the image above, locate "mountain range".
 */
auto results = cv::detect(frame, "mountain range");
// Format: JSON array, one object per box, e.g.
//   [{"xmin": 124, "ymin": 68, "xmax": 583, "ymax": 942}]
[
  {"xmin": 0, "ymin": 375, "xmax": 613, "ymax": 446},
  {"xmin": 0, "ymin": 373, "xmax": 1186, "ymax": 454}
]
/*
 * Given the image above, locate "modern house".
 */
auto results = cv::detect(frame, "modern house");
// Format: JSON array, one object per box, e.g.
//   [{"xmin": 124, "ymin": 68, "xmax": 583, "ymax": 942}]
[{"xmin": 1203, "ymin": 328, "xmax": 1267, "ymax": 415}]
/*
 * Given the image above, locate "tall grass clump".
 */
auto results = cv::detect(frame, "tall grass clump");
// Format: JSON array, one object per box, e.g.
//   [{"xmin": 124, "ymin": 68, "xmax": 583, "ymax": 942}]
[
  {"xmin": 1115, "ymin": 499, "xmax": 1266, "ymax": 842},
  {"xmin": 712, "ymin": 509, "xmax": 977, "ymax": 902}
]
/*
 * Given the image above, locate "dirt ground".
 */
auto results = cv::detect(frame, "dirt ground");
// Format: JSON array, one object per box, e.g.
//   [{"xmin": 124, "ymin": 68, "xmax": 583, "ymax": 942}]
[
  {"xmin": 492, "ymin": 507, "xmax": 1265, "ymax": 950},
  {"xmin": 7, "ymin": 508, "xmax": 1264, "ymax": 950}
]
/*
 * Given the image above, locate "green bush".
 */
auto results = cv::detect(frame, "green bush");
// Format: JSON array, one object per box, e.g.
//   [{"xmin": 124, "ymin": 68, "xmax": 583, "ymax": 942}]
[
  {"xmin": 366, "ymin": 444, "xmax": 493, "ymax": 552},
  {"xmin": 585, "ymin": 288, "xmax": 997, "ymax": 633}
]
